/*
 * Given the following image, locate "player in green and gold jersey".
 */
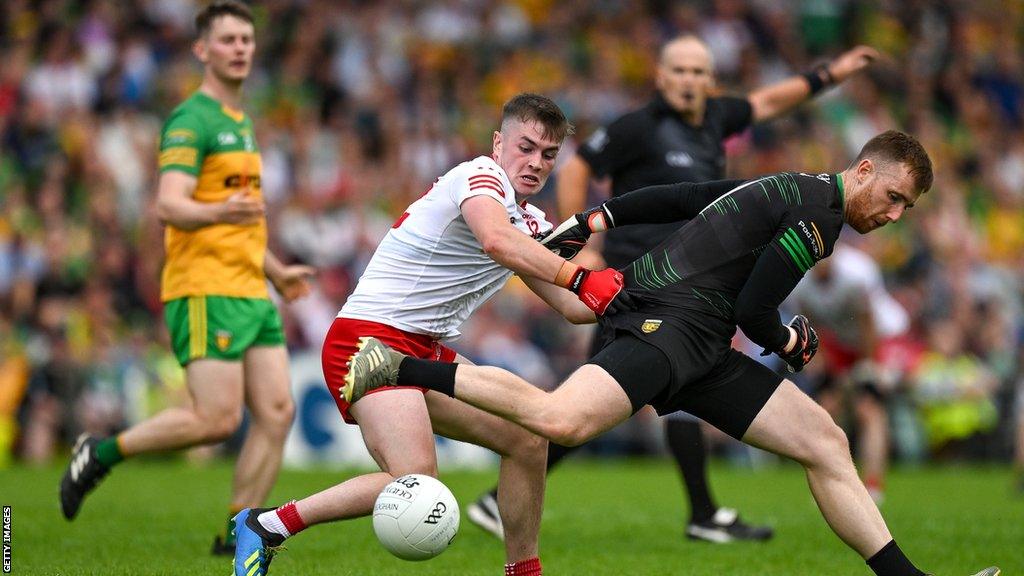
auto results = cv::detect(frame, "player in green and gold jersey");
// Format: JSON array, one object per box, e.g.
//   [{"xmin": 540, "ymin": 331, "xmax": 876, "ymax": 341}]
[{"xmin": 59, "ymin": 1, "xmax": 314, "ymax": 555}]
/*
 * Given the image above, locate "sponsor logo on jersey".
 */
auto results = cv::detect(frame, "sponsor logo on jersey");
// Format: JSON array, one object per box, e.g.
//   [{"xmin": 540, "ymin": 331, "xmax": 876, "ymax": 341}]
[
  {"xmin": 217, "ymin": 132, "xmax": 238, "ymax": 145},
  {"xmin": 586, "ymin": 128, "xmax": 609, "ymax": 153},
  {"xmin": 641, "ymin": 319, "xmax": 662, "ymax": 333},
  {"xmin": 215, "ymin": 330, "xmax": 233, "ymax": 351},
  {"xmin": 224, "ymin": 174, "xmax": 261, "ymax": 189},
  {"xmin": 797, "ymin": 171, "xmax": 832, "ymax": 185},
  {"xmin": 518, "ymin": 211, "xmax": 543, "ymax": 238},
  {"xmin": 665, "ymin": 151, "xmax": 694, "ymax": 167},
  {"xmin": 241, "ymin": 129, "xmax": 255, "ymax": 152},
  {"xmin": 164, "ymin": 129, "xmax": 196, "ymax": 145},
  {"xmin": 797, "ymin": 220, "xmax": 823, "ymax": 259}
]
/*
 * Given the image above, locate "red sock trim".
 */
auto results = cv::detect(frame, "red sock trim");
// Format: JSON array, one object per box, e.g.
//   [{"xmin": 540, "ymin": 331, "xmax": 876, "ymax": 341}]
[
  {"xmin": 276, "ymin": 501, "xmax": 307, "ymax": 535},
  {"xmin": 505, "ymin": 557, "xmax": 541, "ymax": 576}
]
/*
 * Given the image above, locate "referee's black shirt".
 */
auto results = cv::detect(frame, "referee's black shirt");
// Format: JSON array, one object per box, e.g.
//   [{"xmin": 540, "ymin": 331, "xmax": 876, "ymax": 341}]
[{"xmin": 576, "ymin": 93, "xmax": 753, "ymax": 269}]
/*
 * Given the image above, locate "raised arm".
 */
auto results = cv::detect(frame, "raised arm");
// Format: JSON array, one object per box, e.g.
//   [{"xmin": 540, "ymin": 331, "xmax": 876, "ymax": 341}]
[{"xmin": 747, "ymin": 45, "xmax": 878, "ymax": 123}]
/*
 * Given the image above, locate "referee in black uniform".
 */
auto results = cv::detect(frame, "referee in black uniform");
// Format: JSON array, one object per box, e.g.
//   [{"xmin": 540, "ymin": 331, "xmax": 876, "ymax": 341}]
[{"xmin": 467, "ymin": 34, "xmax": 879, "ymax": 543}]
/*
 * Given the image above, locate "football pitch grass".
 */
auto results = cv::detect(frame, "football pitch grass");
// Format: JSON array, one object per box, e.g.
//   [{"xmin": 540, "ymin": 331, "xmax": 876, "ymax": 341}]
[{"xmin": 4, "ymin": 459, "xmax": 1021, "ymax": 575}]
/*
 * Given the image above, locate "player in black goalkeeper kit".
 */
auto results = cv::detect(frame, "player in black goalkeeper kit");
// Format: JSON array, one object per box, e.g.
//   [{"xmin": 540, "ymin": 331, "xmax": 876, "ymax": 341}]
[
  {"xmin": 464, "ymin": 34, "xmax": 881, "ymax": 544},
  {"xmin": 343, "ymin": 130, "xmax": 1000, "ymax": 576}
]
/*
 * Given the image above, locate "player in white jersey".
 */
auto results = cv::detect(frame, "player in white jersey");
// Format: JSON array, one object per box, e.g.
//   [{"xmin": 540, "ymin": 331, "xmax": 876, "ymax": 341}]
[
  {"xmin": 232, "ymin": 94, "xmax": 631, "ymax": 576},
  {"xmin": 789, "ymin": 241, "xmax": 909, "ymax": 502},
  {"xmin": 340, "ymin": 154, "xmax": 557, "ymax": 339}
]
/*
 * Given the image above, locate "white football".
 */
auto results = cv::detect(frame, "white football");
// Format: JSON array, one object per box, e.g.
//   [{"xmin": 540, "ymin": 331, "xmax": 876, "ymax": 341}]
[{"xmin": 372, "ymin": 474, "xmax": 460, "ymax": 561}]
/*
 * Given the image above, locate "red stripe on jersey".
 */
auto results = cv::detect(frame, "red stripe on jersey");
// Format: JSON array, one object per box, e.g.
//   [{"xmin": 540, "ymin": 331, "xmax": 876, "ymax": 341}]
[
  {"xmin": 392, "ymin": 211, "xmax": 410, "ymax": 228},
  {"xmin": 469, "ymin": 173, "xmax": 502, "ymax": 182},
  {"xmin": 470, "ymin": 183, "xmax": 506, "ymax": 198},
  {"xmin": 469, "ymin": 174, "xmax": 504, "ymax": 187}
]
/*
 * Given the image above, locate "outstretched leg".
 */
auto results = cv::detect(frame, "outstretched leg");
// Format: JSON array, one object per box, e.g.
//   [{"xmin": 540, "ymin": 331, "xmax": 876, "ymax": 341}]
[
  {"xmin": 437, "ymin": 363, "xmax": 632, "ymax": 447},
  {"xmin": 61, "ymin": 359, "xmax": 245, "ymax": 520},
  {"xmin": 744, "ymin": 381, "xmax": 888, "ymax": 556},
  {"xmin": 345, "ymin": 335, "xmax": 648, "ymax": 448},
  {"xmin": 742, "ymin": 381, "xmax": 926, "ymax": 576}
]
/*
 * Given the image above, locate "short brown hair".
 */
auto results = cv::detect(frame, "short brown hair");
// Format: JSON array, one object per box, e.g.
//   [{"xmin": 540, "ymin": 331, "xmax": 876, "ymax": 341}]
[
  {"xmin": 854, "ymin": 130, "xmax": 933, "ymax": 193},
  {"xmin": 195, "ymin": 0, "xmax": 254, "ymax": 38},
  {"xmin": 501, "ymin": 93, "xmax": 575, "ymax": 143}
]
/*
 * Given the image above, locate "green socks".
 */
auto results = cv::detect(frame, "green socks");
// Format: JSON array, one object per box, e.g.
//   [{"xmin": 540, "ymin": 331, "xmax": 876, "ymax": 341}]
[
  {"xmin": 223, "ymin": 513, "xmax": 238, "ymax": 545},
  {"xmin": 95, "ymin": 437, "xmax": 125, "ymax": 468}
]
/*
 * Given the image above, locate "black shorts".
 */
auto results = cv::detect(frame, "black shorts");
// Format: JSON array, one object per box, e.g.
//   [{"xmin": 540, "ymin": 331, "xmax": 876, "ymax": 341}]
[{"xmin": 589, "ymin": 331, "xmax": 783, "ymax": 440}]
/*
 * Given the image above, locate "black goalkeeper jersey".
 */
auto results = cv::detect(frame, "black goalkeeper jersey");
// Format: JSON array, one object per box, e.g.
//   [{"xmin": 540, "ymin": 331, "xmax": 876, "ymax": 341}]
[
  {"xmin": 576, "ymin": 93, "xmax": 753, "ymax": 268},
  {"xmin": 600, "ymin": 172, "xmax": 846, "ymax": 361}
]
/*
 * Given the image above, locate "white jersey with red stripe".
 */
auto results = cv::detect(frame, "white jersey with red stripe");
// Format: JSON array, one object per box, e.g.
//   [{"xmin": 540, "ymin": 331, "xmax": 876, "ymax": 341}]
[{"xmin": 339, "ymin": 155, "xmax": 552, "ymax": 340}]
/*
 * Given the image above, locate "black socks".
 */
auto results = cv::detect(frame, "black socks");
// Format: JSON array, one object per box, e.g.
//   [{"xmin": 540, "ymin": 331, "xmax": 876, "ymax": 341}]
[
  {"xmin": 396, "ymin": 357, "xmax": 458, "ymax": 397},
  {"xmin": 665, "ymin": 419, "xmax": 717, "ymax": 523},
  {"xmin": 866, "ymin": 540, "xmax": 926, "ymax": 576}
]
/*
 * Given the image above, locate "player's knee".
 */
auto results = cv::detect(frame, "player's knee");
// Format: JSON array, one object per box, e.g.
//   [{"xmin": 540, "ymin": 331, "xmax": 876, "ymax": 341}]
[
  {"xmin": 256, "ymin": 396, "xmax": 295, "ymax": 434},
  {"xmin": 809, "ymin": 421, "xmax": 851, "ymax": 468},
  {"xmin": 512, "ymin": 430, "xmax": 547, "ymax": 462},
  {"xmin": 545, "ymin": 420, "xmax": 589, "ymax": 447},
  {"xmin": 201, "ymin": 408, "xmax": 244, "ymax": 442}
]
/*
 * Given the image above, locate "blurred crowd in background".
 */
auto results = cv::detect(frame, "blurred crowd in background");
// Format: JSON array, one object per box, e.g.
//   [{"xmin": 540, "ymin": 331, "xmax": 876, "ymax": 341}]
[{"xmin": 1, "ymin": 0, "xmax": 1022, "ymax": 483}]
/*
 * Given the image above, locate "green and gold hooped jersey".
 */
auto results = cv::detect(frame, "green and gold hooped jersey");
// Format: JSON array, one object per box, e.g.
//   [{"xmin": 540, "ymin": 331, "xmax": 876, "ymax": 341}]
[{"xmin": 158, "ymin": 91, "xmax": 268, "ymax": 301}]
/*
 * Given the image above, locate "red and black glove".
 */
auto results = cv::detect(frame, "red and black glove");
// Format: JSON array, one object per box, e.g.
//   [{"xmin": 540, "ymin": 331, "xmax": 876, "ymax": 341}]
[
  {"xmin": 775, "ymin": 315, "xmax": 819, "ymax": 373},
  {"xmin": 559, "ymin": 264, "xmax": 635, "ymax": 316},
  {"xmin": 539, "ymin": 205, "xmax": 613, "ymax": 260}
]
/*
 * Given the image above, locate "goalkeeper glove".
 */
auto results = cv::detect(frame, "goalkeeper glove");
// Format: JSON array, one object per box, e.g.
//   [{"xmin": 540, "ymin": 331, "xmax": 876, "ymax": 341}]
[
  {"xmin": 772, "ymin": 315, "xmax": 819, "ymax": 373},
  {"xmin": 556, "ymin": 262, "xmax": 635, "ymax": 316},
  {"xmin": 540, "ymin": 205, "xmax": 613, "ymax": 260}
]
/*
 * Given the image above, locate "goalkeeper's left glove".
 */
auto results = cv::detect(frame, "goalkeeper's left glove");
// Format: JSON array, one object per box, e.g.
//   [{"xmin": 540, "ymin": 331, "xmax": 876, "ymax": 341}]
[
  {"xmin": 766, "ymin": 315, "xmax": 819, "ymax": 373},
  {"xmin": 540, "ymin": 205, "xmax": 614, "ymax": 260}
]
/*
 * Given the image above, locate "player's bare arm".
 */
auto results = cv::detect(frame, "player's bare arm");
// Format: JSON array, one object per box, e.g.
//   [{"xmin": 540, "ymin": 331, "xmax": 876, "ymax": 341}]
[
  {"xmin": 747, "ymin": 45, "xmax": 879, "ymax": 122},
  {"xmin": 156, "ymin": 170, "xmax": 264, "ymax": 230},
  {"xmin": 462, "ymin": 194, "xmax": 632, "ymax": 316},
  {"xmin": 519, "ymin": 275, "xmax": 596, "ymax": 325},
  {"xmin": 264, "ymin": 251, "xmax": 315, "ymax": 303},
  {"xmin": 461, "ymin": 194, "xmax": 568, "ymax": 282}
]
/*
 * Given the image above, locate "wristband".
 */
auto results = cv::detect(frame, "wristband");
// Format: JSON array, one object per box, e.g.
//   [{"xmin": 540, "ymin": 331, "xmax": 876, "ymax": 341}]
[
  {"xmin": 802, "ymin": 63, "xmax": 834, "ymax": 95},
  {"xmin": 555, "ymin": 261, "xmax": 582, "ymax": 289},
  {"xmin": 584, "ymin": 206, "xmax": 613, "ymax": 232}
]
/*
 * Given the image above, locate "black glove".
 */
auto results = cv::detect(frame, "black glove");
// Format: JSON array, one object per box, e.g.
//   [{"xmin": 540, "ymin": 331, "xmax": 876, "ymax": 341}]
[
  {"xmin": 772, "ymin": 315, "xmax": 819, "ymax": 373},
  {"xmin": 539, "ymin": 205, "xmax": 613, "ymax": 260}
]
